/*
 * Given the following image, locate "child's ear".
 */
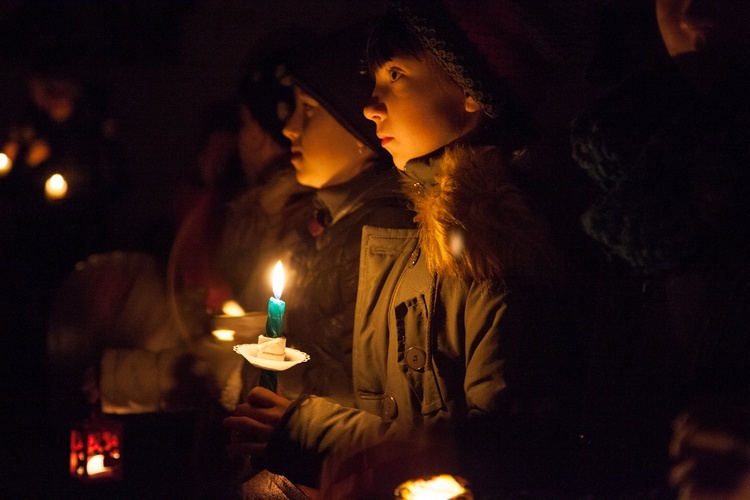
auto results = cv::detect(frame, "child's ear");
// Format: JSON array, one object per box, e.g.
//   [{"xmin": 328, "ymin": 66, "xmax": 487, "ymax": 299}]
[{"xmin": 464, "ymin": 95, "xmax": 481, "ymax": 113}]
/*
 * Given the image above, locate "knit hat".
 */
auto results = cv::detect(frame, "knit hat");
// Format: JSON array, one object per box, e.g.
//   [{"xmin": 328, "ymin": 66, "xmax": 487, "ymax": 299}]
[
  {"xmin": 385, "ymin": 0, "xmax": 596, "ymax": 123},
  {"xmin": 285, "ymin": 20, "xmax": 383, "ymax": 154},
  {"xmin": 237, "ymin": 52, "xmax": 295, "ymax": 149}
]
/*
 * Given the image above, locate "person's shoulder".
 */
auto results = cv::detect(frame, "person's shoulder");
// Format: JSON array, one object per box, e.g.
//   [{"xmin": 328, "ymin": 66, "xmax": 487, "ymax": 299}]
[
  {"xmin": 358, "ymin": 204, "xmax": 415, "ymax": 231},
  {"xmin": 232, "ymin": 169, "xmax": 312, "ymax": 213},
  {"xmin": 440, "ymin": 142, "xmax": 566, "ymax": 286},
  {"xmin": 346, "ymin": 167, "xmax": 416, "ymax": 229}
]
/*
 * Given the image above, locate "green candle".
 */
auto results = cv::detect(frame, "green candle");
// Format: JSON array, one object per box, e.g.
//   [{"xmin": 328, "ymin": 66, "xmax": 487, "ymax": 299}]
[
  {"xmin": 260, "ymin": 261, "xmax": 285, "ymax": 392},
  {"xmin": 265, "ymin": 297, "xmax": 285, "ymax": 338}
]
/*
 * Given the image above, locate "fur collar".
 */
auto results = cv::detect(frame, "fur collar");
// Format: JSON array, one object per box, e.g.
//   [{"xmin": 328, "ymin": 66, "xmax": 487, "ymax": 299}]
[{"xmin": 402, "ymin": 144, "xmax": 561, "ymax": 286}]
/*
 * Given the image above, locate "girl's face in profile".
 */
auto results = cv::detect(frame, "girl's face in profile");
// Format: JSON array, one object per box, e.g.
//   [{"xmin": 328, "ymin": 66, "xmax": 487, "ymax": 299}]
[
  {"xmin": 364, "ymin": 55, "xmax": 480, "ymax": 169},
  {"xmin": 283, "ymin": 87, "xmax": 370, "ymax": 189}
]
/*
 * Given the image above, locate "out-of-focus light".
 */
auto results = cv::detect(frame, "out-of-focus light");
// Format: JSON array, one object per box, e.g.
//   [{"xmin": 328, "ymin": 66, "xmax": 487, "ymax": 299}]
[
  {"xmin": 394, "ymin": 474, "xmax": 470, "ymax": 500},
  {"xmin": 448, "ymin": 227, "xmax": 465, "ymax": 258},
  {"xmin": 86, "ymin": 454, "xmax": 112, "ymax": 476},
  {"xmin": 212, "ymin": 329, "xmax": 235, "ymax": 342},
  {"xmin": 26, "ymin": 138, "xmax": 50, "ymax": 167},
  {"xmin": 222, "ymin": 300, "xmax": 246, "ymax": 317},
  {"xmin": 0, "ymin": 153, "xmax": 11, "ymax": 176},
  {"xmin": 45, "ymin": 173, "xmax": 68, "ymax": 200},
  {"xmin": 3, "ymin": 140, "xmax": 19, "ymax": 159},
  {"xmin": 70, "ymin": 417, "xmax": 122, "ymax": 481}
]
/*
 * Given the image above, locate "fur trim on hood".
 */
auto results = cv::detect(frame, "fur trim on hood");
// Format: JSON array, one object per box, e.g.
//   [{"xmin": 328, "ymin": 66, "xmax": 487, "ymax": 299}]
[{"xmin": 403, "ymin": 144, "xmax": 561, "ymax": 286}]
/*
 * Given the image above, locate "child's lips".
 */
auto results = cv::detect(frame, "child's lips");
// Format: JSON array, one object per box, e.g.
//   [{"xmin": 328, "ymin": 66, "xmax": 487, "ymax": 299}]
[{"xmin": 380, "ymin": 137, "xmax": 393, "ymax": 147}]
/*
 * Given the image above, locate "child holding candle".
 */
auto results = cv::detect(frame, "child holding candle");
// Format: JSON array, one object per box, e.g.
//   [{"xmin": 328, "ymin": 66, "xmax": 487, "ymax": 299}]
[
  {"xmin": 224, "ymin": 19, "xmax": 416, "ymax": 497},
  {"xmin": 268, "ymin": 20, "xmax": 416, "ymax": 405},
  {"xmin": 225, "ymin": 1, "xmax": 590, "ymax": 496}
]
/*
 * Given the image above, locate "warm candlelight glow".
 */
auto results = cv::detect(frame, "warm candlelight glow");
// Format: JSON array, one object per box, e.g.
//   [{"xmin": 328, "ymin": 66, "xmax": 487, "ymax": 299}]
[
  {"xmin": 26, "ymin": 138, "xmax": 50, "ymax": 167},
  {"xmin": 212, "ymin": 329, "xmax": 236, "ymax": 341},
  {"xmin": 395, "ymin": 475, "xmax": 469, "ymax": 500},
  {"xmin": 221, "ymin": 300, "xmax": 246, "ymax": 317},
  {"xmin": 0, "ymin": 153, "xmax": 11, "ymax": 176},
  {"xmin": 272, "ymin": 260, "xmax": 284, "ymax": 299},
  {"xmin": 70, "ymin": 421, "xmax": 122, "ymax": 481},
  {"xmin": 45, "ymin": 173, "xmax": 68, "ymax": 200},
  {"xmin": 86, "ymin": 454, "xmax": 112, "ymax": 476}
]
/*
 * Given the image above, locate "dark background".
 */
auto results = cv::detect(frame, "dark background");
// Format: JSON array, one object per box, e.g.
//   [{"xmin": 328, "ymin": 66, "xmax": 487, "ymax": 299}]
[{"xmin": 0, "ymin": 0, "xmax": 385, "ymax": 250}]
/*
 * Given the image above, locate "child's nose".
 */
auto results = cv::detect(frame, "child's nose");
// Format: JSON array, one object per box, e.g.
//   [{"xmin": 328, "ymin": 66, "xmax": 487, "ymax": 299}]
[
  {"xmin": 282, "ymin": 114, "xmax": 300, "ymax": 140},
  {"xmin": 282, "ymin": 124, "xmax": 297, "ymax": 140},
  {"xmin": 363, "ymin": 96, "xmax": 385, "ymax": 122}
]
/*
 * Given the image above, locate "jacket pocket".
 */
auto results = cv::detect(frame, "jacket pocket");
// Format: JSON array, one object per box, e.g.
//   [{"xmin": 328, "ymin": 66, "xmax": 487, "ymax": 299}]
[{"xmin": 395, "ymin": 299, "xmax": 445, "ymax": 415}]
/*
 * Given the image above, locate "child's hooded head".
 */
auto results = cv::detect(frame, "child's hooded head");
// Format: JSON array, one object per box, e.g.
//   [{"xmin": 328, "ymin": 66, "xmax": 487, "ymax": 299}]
[
  {"xmin": 282, "ymin": 21, "xmax": 387, "ymax": 188},
  {"xmin": 365, "ymin": 0, "xmax": 595, "ymax": 166}
]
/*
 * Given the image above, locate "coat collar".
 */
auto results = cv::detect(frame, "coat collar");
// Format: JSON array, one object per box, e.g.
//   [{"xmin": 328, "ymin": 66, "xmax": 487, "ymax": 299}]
[
  {"xmin": 401, "ymin": 141, "xmax": 561, "ymax": 286},
  {"xmin": 315, "ymin": 165, "xmax": 392, "ymax": 226}
]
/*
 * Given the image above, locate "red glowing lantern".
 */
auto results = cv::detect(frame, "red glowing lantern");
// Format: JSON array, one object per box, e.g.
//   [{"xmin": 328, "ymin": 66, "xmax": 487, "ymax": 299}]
[{"xmin": 69, "ymin": 411, "xmax": 123, "ymax": 481}]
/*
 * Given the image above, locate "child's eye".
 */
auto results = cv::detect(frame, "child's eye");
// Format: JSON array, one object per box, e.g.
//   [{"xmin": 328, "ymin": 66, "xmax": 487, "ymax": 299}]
[
  {"xmin": 389, "ymin": 69, "xmax": 403, "ymax": 82},
  {"xmin": 301, "ymin": 101, "xmax": 315, "ymax": 116}
]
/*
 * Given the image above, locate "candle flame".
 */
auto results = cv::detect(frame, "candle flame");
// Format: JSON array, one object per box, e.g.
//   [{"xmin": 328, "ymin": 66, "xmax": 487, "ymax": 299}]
[
  {"xmin": 395, "ymin": 475, "xmax": 467, "ymax": 500},
  {"xmin": 45, "ymin": 173, "xmax": 68, "ymax": 200},
  {"xmin": 221, "ymin": 300, "xmax": 246, "ymax": 317},
  {"xmin": 212, "ymin": 329, "xmax": 236, "ymax": 341},
  {"xmin": 272, "ymin": 260, "xmax": 284, "ymax": 299},
  {"xmin": 0, "ymin": 153, "xmax": 11, "ymax": 176},
  {"xmin": 86, "ymin": 454, "xmax": 112, "ymax": 476}
]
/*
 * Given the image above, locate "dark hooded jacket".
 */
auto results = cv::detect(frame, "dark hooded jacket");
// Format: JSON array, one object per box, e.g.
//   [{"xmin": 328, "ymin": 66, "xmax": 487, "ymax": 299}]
[
  {"xmin": 278, "ymin": 165, "xmax": 415, "ymax": 406},
  {"xmin": 571, "ymin": 54, "xmax": 750, "ymax": 494}
]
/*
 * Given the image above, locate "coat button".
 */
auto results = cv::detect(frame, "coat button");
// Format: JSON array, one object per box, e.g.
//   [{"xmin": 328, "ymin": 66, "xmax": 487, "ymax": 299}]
[
  {"xmin": 382, "ymin": 395, "xmax": 398, "ymax": 422},
  {"xmin": 405, "ymin": 347, "xmax": 427, "ymax": 371},
  {"xmin": 408, "ymin": 247, "xmax": 421, "ymax": 268}
]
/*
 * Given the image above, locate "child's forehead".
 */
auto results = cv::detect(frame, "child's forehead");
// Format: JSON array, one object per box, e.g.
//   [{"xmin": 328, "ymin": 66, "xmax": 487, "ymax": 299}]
[
  {"xmin": 375, "ymin": 54, "xmax": 430, "ymax": 72},
  {"xmin": 378, "ymin": 53, "xmax": 458, "ymax": 88}
]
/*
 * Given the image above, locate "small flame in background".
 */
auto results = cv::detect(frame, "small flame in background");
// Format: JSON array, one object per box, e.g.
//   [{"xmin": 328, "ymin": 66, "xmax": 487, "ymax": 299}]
[
  {"xmin": 221, "ymin": 300, "xmax": 246, "ymax": 317},
  {"xmin": 0, "ymin": 153, "xmax": 11, "ymax": 176},
  {"xmin": 394, "ymin": 474, "xmax": 470, "ymax": 500},
  {"xmin": 45, "ymin": 173, "xmax": 68, "ymax": 200},
  {"xmin": 86, "ymin": 454, "xmax": 111, "ymax": 476},
  {"xmin": 212, "ymin": 329, "xmax": 235, "ymax": 342},
  {"xmin": 272, "ymin": 260, "xmax": 285, "ymax": 300},
  {"xmin": 70, "ymin": 423, "xmax": 122, "ymax": 481}
]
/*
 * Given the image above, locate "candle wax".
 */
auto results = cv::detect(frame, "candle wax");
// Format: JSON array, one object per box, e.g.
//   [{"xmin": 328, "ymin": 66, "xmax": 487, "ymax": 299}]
[
  {"xmin": 260, "ymin": 296, "xmax": 285, "ymax": 393},
  {"xmin": 266, "ymin": 297, "xmax": 285, "ymax": 338}
]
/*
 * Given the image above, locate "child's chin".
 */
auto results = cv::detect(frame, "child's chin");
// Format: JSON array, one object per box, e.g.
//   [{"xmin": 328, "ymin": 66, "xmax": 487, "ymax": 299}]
[{"xmin": 391, "ymin": 155, "xmax": 408, "ymax": 170}]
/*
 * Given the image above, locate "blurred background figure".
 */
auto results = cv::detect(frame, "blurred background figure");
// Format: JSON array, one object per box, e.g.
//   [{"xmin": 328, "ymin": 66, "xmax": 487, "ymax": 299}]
[
  {"xmin": 0, "ymin": 65, "xmax": 130, "ymax": 498},
  {"xmin": 172, "ymin": 100, "xmax": 244, "ymax": 317},
  {"xmin": 1, "ymin": 66, "xmax": 128, "ymax": 309},
  {"xmin": 671, "ymin": 403, "xmax": 750, "ymax": 500},
  {"xmin": 0, "ymin": 3, "xmax": 387, "ymax": 498},
  {"xmin": 44, "ymin": 44, "xmax": 304, "ymax": 500},
  {"xmin": 217, "ymin": 43, "xmax": 313, "ymax": 315},
  {"xmin": 571, "ymin": 0, "xmax": 750, "ymax": 494},
  {"xmin": 656, "ymin": 0, "xmax": 750, "ymax": 60}
]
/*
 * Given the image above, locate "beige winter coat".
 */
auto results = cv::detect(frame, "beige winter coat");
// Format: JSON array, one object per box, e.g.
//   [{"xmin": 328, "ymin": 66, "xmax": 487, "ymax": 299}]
[{"xmin": 265, "ymin": 144, "xmax": 568, "ymax": 490}]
